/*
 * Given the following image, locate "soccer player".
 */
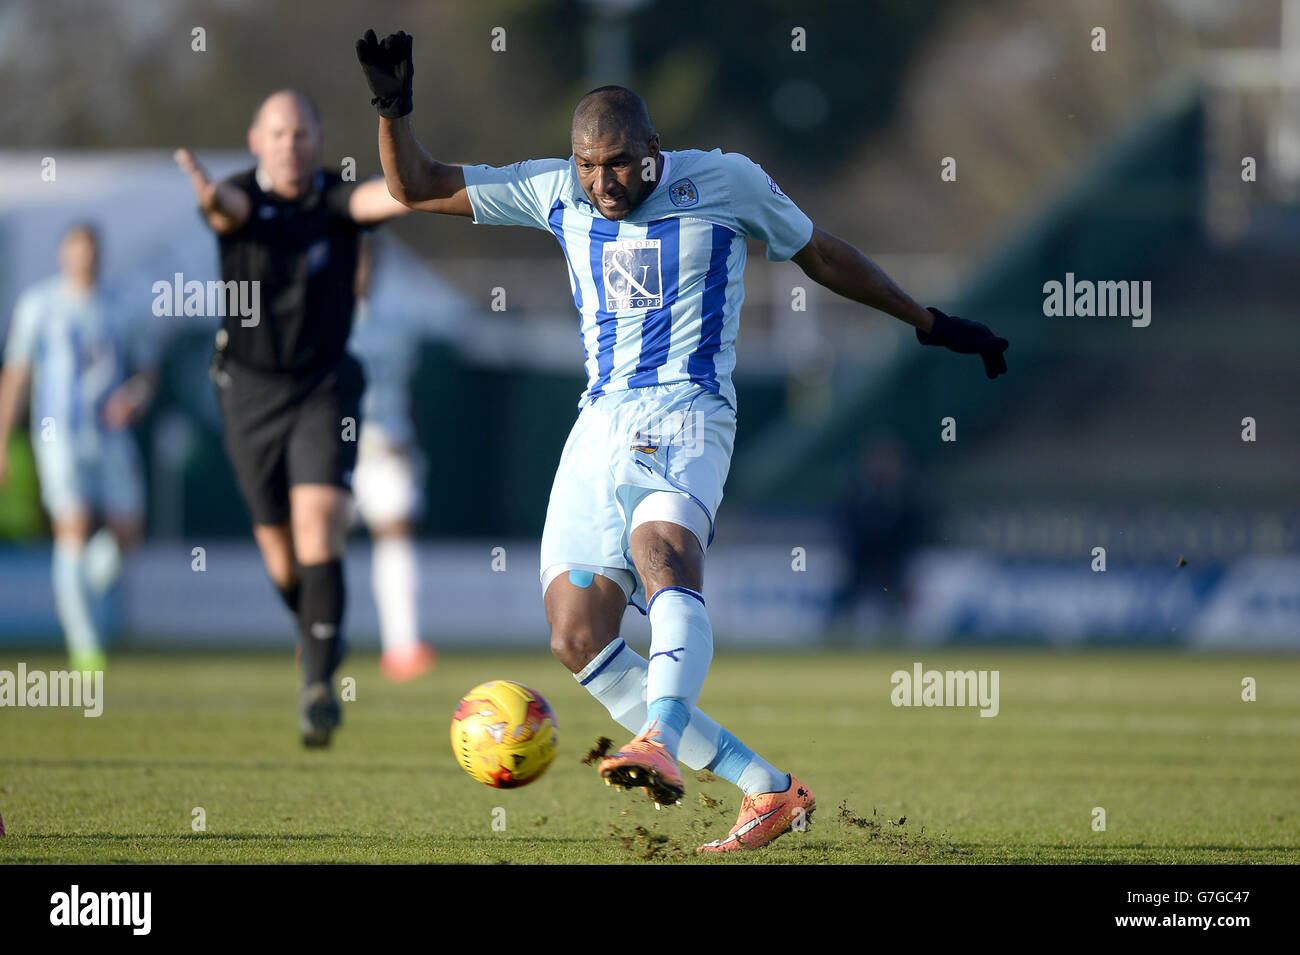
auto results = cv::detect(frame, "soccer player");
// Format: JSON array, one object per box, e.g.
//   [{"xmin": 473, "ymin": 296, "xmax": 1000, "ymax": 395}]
[
  {"xmin": 356, "ymin": 30, "xmax": 1008, "ymax": 849},
  {"xmin": 175, "ymin": 89, "xmax": 411, "ymax": 746},
  {"xmin": 347, "ymin": 237, "xmax": 437, "ymax": 682},
  {"xmin": 0, "ymin": 223, "xmax": 156, "ymax": 671}
]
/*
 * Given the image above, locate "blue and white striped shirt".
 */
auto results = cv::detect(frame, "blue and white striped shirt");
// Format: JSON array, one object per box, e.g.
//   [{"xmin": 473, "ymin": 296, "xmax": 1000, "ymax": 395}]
[
  {"xmin": 4, "ymin": 277, "xmax": 148, "ymax": 452},
  {"xmin": 463, "ymin": 149, "xmax": 814, "ymax": 409}
]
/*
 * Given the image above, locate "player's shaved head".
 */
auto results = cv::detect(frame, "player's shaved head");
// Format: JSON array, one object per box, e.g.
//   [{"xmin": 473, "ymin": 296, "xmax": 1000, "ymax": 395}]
[
  {"xmin": 571, "ymin": 86, "xmax": 661, "ymax": 221},
  {"xmin": 572, "ymin": 86, "xmax": 654, "ymax": 145}
]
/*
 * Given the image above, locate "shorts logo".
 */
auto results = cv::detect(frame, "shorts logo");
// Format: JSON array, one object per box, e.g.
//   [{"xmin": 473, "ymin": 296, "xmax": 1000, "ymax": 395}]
[
  {"xmin": 631, "ymin": 430, "xmax": 660, "ymax": 453},
  {"xmin": 766, "ymin": 173, "xmax": 786, "ymax": 198},
  {"xmin": 669, "ymin": 178, "xmax": 698, "ymax": 208},
  {"xmin": 602, "ymin": 238, "xmax": 662, "ymax": 311},
  {"xmin": 629, "ymin": 409, "xmax": 707, "ymax": 459}
]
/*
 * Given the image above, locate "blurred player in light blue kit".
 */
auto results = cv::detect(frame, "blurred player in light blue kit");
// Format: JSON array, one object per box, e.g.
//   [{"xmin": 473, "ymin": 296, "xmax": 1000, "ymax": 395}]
[
  {"xmin": 0, "ymin": 224, "xmax": 156, "ymax": 670},
  {"xmin": 347, "ymin": 236, "xmax": 437, "ymax": 682}
]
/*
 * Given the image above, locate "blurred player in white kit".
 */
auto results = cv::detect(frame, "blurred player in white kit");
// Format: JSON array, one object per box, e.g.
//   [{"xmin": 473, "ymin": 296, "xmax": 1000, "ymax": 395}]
[{"xmin": 347, "ymin": 237, "xmax": 437, "ymax": 682}]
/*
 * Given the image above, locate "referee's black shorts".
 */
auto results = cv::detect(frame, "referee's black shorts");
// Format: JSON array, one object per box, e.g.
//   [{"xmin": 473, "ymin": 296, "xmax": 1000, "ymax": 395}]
[{"xmin": 215, "ymin": 354, "xmax": 366, "ymax": 527}]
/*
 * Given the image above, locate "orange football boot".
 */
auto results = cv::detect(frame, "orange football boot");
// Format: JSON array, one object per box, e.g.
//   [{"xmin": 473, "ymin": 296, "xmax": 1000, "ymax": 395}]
[
  {"xmin": 598, "ymin": 723, "xmax": 685, "ymax": 807},
  {"xmin": 380, "ymin": 644, "xmax": 438, "ymax": 683},
  {"xmin": 697, "ymin": 774, "xmax": 816, "ymax": 852}
]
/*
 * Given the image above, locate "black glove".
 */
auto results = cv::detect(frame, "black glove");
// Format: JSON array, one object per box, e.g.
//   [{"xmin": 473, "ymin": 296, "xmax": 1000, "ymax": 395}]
[
  {"xmin": 916, "ymin": 307, "xmax": 1008, "ymax": 379},
  {"xmin": 356, "ymin": 29, "xmax": 414, "ymax": 119}
]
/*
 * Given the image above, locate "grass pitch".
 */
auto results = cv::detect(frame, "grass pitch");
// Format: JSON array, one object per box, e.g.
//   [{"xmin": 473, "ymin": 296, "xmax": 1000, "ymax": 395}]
[{"xmin": 2, "ymin": 648, "xmax": 1297, "ymax": 864}]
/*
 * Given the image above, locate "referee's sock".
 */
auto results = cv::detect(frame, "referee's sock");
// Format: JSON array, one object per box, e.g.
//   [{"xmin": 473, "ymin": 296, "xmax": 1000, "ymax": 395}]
[
  {"xmin": 297, "ymin": 559, "xmax": 346, "ymax": 686},
  {"xmin": 275, "ymin": 574, "xmax": 301, "ymax": 617}
]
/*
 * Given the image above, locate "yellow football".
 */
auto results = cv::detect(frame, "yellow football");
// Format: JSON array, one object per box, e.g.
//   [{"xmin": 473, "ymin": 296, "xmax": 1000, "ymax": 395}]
[{"xmin": 449, "ymin": 680, "xmax": 559, "ymax": 789}]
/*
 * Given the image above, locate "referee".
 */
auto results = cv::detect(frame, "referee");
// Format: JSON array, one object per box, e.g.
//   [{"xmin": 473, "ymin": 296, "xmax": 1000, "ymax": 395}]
[{"xmin": 176, "ymin": 89, "xmax": 410, "ymax": 746}]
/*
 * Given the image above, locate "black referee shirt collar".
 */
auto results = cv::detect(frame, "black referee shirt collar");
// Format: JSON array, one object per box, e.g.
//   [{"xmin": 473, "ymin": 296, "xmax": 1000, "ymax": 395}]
[{"xmin": 254, "ymin": 166, "xmax": 325, "ymax": 200}]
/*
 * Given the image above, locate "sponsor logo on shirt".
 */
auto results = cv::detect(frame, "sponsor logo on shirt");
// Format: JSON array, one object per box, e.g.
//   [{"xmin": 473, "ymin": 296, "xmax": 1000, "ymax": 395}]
[{"xmin": 602, "ymin": 238, "xmax": 662, "ymax": 310}]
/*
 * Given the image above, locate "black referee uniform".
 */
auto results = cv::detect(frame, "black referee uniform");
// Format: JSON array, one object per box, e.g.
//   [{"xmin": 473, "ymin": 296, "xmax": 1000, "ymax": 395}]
[
  {"xmin": 213, "ymin": 167, "xmax": 366, "ymax": 519},
  {"xmin": 208, "ymin": 166, "xmax": 368, "ymax": 745}
]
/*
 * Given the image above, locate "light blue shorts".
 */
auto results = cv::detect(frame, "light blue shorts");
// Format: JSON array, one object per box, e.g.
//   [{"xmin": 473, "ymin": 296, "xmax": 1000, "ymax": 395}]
[
  {"xmin": 33, "ymin": 428, "xmax": 145, "ymax": 521},
  {"xmin": 539, "ymin": 381, "xmax": 735, "ymax": 613}
]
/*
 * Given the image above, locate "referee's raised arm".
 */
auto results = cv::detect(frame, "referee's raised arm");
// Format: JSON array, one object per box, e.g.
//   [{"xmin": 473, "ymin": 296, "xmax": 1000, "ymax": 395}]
[
  {"xmin": 174, "ymin": 147, "xmax": 251, "ymax": 234},
  {"xmin": 357, "ymin": 29, "xmax": 472, "ymax": 217}
]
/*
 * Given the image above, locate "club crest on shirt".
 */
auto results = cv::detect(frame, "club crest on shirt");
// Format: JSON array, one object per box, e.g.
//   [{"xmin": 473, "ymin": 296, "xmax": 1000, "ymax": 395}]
[
  {"xmin": 669, "ymin": 178, "xmax": 699, "ymax": 208},
  {"xmin": 305, "ymin": 238, "xmax": 330, "ymax": 275},
  {"xmin": 602, "ymin": 238, "xmax": 662, "ymax": 310}
]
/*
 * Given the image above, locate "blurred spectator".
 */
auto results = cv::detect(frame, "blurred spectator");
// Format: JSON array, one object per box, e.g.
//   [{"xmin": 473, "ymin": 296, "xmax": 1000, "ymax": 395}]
[{"xmin": 825, "ymin": 436, "xmax": 925, "ymax": 636}]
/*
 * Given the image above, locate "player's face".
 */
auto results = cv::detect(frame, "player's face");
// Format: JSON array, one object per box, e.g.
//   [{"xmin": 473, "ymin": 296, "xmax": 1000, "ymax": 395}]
[
  {"xmin": 58, "ymin": 232, "xmax": 98, "ymax": 288},
  {"xmin": 573, "ymin": 132, "xmax": 660, "ymax": 221},
  {"xmin": 249, "ymin": 96, "xmax": 322, "ymax": 199}
]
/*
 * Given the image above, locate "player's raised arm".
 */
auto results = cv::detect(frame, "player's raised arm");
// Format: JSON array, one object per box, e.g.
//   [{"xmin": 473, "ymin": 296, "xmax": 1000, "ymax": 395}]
[
  {"xmin": 791, "ymin": 226, "xmax": 1009, "ymax": 379},
  {"xmin": 356, "ymin": 29, "xmax": 471, "ymax": 217},
  {"xmin": 174, "ymin": 148, "xmax": 251, "ymax": 235}
]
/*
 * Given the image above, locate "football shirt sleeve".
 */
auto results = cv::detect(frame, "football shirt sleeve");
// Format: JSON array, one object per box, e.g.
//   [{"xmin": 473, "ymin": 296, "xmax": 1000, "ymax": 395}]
[
  {"xmin": 3, "ymin": 289, "xmax": 41, "ymax": 367},
  {"xmin": 725, "ymin": 154, "xmax": 815, "ymax": 262},
  {"xmin": 462, "ymin": 159, "xmax": 568, "ymax": 231},
  {"xmin": 323, "ymin": 175, "xmax": 378, "ymax": 231},
  {"xmin": 207, "ymin": 172, "xmax": 255, "ymax": 236}
]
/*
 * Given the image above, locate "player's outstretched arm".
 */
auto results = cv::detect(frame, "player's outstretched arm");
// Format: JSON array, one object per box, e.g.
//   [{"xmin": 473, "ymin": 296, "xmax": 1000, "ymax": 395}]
[
  {"xmin": 791, "ymin": 226, "xmax": 1008, "ymax": 379},
  {"xmin": 174, "ymin": 148, "xmax": 251, "ymax": 235},
  {"xmin": 356, "ymin": 29, "xmax": 471, "ymax": 217}
]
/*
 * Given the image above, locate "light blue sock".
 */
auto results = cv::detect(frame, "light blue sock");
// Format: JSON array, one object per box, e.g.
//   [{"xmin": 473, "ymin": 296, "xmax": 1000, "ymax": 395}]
[
  {"xmin": 52, "ymin": 541, "xmax": 100, "ymax": 658},
  {"xmin": 83, "ymin": 527, "xmax": 123, "ymax": 597},
  {"xmin": 575, "ymin": 639, "xmax": 647, "ymax": 731},
  {"xmin": 708, "ymin": 728, "xmax": 789, "ymax": 796},
  {"xmin": 642, "ymin": 697, "xmax": 691, "ymax": 758},
  {"xmin": 645, "ymin": 588, "xmax": 713, "ymax": 706},
  {"xmin": 574, "ymin": 638, "xmax": 725, "ymax": 770}
]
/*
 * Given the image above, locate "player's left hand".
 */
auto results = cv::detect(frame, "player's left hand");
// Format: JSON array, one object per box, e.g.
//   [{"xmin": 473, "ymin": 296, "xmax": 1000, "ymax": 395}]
[
  {"xmin": 916, "ymin": 307, "xmax": 1009, "ymax": 379},
  {"xmin": 102, "ymin": 383, "xmax": 146, "ymax": 430}
]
